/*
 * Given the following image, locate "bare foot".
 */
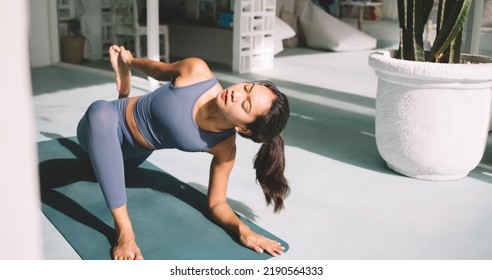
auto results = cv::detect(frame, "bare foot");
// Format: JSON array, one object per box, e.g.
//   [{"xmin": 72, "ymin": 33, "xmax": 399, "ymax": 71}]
[
  {"xmin": 109, "ymin": 46, "xmax": 131, "ymax": 98},
  {"xmin": 112, "ymin": 228, "xmax": 144, "ymax": 260}
]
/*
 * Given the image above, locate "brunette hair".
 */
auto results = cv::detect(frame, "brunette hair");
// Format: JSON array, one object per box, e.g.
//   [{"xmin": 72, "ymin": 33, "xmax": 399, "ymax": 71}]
[{"xmin": 238, "ymin": 80, "xmax": 290, "ymax": 213}]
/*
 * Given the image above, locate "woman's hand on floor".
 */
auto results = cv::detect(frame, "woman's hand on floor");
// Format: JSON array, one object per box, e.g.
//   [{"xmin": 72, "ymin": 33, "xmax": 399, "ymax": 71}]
[{"xmin": 239, "ymin": 227, "xmax": 285, "ymax": 257}]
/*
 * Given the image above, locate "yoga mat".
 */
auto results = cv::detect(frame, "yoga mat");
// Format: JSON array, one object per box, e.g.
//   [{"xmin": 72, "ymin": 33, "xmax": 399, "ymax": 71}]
[{"xmin": 38, "ymin": 137, "xmax": 288, "ymax": 260}]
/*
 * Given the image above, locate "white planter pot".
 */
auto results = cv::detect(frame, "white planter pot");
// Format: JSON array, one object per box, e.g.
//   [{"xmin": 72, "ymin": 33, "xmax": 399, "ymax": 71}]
[{"xmin": 369, "ymin": 51, "xmax": 492, "ymax": 181}]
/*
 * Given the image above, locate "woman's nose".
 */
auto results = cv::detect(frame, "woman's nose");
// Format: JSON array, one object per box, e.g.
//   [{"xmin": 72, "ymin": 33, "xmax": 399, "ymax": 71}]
[{"xmin": 232, "ymin": 91, "xmax": 246, "ymax": 102}]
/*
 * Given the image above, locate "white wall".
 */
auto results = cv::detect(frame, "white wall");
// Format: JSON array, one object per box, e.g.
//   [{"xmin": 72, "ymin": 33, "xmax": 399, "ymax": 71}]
[
  {"xmin": 0, "ymin": 0, "xmax": 42, "ymax": 259},
  {"xmin": 29, "ymin": 0, "xmax": 103, "ymax": 64},
  {"xmin": 29, "ymin": 0, "xmax": 58, "ymax": 67}
]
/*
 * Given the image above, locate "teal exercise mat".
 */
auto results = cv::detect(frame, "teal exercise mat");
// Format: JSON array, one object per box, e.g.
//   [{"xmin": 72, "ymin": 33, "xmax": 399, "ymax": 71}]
[{"xmin": 38, "ymin": 137, "xmax": 288, "ymax": 260}]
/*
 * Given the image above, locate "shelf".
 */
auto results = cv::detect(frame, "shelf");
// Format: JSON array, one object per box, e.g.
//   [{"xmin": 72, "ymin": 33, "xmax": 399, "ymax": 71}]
[{"xmin": 233, "ymin": 0, "xmax": 276, "ymax": 73}]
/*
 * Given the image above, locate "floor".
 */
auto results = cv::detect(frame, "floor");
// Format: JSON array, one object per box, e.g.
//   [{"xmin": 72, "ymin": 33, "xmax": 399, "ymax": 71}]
[{"xmin": 34, "ymin": 47, "xmax": 492, "ymax": 260}]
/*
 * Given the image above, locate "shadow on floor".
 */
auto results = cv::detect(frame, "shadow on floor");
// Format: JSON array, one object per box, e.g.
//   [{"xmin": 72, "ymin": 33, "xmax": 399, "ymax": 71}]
[
  {"xmin": 38, "ymin": 137, "xmax": 270, "ymax": 259},
  {"xmin": 31, "ymin": 66, "xmax": 113, "ymax": 96}
]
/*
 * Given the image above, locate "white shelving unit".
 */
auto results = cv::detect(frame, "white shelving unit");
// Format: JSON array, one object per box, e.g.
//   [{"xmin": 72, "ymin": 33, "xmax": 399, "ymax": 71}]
[{"xmin": 233, "ymin": 0, "xmax": 276, "ymax": 73}]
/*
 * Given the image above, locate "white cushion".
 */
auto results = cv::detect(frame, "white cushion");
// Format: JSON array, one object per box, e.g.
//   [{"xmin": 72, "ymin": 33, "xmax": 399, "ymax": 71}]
[
  {"xmin": 380, "ymin": 0, "xmax": 398, "ymax": 21},
  {"xmin": 483, "ymin": 0, "xmax": 492, "ymax": 27},
  {"xmin": 274, "ymin": 16, "xmax": 296, "ymax": 54},
  {"xmin": 299, "ymin": 2, "xmax": 377, "ymax": 52}
]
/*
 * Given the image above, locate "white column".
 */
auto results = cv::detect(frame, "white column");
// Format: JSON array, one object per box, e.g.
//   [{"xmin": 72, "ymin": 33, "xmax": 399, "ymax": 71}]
[
  {"xmin": 147, "ymin": 0, "xmax": 160, "ymax": 88},
  {"xmin": 0, "ymin": 0, "xmax": 42, "ymax": 259}
]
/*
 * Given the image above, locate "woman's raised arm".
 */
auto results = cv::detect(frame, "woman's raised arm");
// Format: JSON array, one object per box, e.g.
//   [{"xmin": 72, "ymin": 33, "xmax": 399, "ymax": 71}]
[{"xmin": 115, "ymin": 45, "xmax": 212, "ymax": 85}]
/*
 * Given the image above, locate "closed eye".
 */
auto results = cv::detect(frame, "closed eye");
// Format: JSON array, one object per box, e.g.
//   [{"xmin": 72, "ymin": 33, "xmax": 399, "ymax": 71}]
[
  {"xmin": 243, "ymin": 83, "xmax": 253, "ymax": 112},
  {"xmin": 243, "ymin": 100, "xmax": 251, "ymax": 112}
]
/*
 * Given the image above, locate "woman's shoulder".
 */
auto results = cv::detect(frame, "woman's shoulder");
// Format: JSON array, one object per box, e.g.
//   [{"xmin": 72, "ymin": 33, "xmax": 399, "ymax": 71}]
[
  {"xmin": 208, "ymin": 134, "xmax": 236, "ymax": 158},
  {"xmin": 173, "ymin": 57, "xmax": 214, "ymax": 87}
]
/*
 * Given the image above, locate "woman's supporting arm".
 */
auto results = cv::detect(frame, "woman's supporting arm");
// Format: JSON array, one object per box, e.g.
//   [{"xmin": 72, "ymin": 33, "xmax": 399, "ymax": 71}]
[{"xmin": 207, "ymin": 136, "xmax": 285, "ymax": 256}]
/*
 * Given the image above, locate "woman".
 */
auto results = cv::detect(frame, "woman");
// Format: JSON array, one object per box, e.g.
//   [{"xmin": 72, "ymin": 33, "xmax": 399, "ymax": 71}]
[{"xmin": 77, "ymin": 45, "xmax": 290, "ymax": 260}]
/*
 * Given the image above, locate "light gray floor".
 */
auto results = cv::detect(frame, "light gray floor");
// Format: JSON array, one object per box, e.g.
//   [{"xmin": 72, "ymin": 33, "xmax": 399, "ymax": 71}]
[{"xmin": 34, "ymin": 47, "xmax": 492, "ymax": 260}]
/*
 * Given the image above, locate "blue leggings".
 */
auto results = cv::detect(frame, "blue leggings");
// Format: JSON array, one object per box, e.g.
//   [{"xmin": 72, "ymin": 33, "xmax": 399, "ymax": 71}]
[{"xmin": 77, "ymin": 100, "xmax": 152, "ymax": 209}]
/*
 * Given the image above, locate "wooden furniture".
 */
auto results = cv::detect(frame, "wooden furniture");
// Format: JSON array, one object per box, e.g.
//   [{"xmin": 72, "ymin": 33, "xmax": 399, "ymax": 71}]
[{"xmin": 339, "ymin": 0, "xmax": 382, "ymax": 30}]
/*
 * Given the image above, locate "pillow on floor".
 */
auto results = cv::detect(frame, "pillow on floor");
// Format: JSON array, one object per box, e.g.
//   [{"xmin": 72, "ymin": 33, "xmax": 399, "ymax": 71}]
[
  {"xmin": 274, "ymin": 16, "xmax": 296, "ymax": 55},
  {"xmin": 299, "ymin": 2, "xmax": 377, "ymax": 51},
  {"xmin": 483, "ymin": 0, "xmax": 492, "ymax": 27},
  {"xmin": 381, "ymin": 0, "xmax": 398, "ymax": 20}
]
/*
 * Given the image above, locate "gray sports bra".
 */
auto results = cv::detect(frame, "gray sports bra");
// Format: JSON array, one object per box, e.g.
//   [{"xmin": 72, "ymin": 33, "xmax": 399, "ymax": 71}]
[{"xmin": 133, "ymin": 77, "xmax": 235, "ymax": 152}]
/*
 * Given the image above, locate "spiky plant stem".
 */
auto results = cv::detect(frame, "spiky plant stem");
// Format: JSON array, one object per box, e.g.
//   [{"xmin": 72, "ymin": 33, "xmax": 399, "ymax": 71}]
[
  {"xmin": 398, "ymin": 0, "xmax": 434, "ymax": 61},
  {"xmin": 431, "ymin": 0, "xmax": 472, "ymax": 63},
  {"xmin": 398, "ymin": 0, "xmax": 471, "ymax": 63}
]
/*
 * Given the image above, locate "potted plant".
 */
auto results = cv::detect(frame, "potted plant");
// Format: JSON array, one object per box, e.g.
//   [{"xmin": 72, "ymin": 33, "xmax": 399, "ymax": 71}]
[
  {"xmin": 368, "ymin": 0, "xmax": 492, "ymax": 181},
  {"xmin": 60, "ymin": 18, "xmax": 86, "ymax": 64}
]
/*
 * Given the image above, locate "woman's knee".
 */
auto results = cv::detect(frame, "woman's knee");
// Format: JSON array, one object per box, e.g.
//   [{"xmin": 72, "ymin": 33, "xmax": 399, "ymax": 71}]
[{"xmin": 86, "ymin": 100, "xmax": 118, "ymax": 129}]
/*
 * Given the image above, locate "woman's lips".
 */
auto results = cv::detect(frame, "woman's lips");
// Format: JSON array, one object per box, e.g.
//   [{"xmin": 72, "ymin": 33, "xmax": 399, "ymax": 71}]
[{"xmin": 222, "ymin": 90, "xmax": 228, "ymax": 103}]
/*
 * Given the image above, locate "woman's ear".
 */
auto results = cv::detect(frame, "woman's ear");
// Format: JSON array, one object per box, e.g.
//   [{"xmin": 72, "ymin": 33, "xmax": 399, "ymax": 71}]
[{"xmin": 235, "ymin": 126, "xmax": 252, "ymax": 135}]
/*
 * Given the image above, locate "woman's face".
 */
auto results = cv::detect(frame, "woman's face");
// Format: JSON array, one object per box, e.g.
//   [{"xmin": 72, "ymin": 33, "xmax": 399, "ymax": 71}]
[{"xmin": 216, "ymin": 82, "xmax": 276, "ymax": 130}]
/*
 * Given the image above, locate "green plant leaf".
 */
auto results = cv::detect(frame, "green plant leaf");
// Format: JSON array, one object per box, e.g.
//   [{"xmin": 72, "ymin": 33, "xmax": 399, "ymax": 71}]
[
  {"xmin": 431, "ymin": 0, "xmax": 471, "ymax": 62},
  {"xmin": 398, "ymin": 0, "xmax": 429, "ymax": 61}
]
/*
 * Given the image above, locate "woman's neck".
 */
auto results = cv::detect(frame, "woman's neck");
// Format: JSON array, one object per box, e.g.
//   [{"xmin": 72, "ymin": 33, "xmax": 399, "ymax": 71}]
[{"xmin": 195, "ymin": 93, "xmax": 234, "ymax": 133}]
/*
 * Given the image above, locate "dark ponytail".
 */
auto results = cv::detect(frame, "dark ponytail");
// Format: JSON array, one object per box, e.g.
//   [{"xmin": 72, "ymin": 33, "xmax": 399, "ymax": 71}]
[
  {"xmin": 238, "ymin": 80, "xmax": 290, "ymax": 213},
  {"xmin": 254, "ymin": 135, "xmax": 289, "ymax": 212}
]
